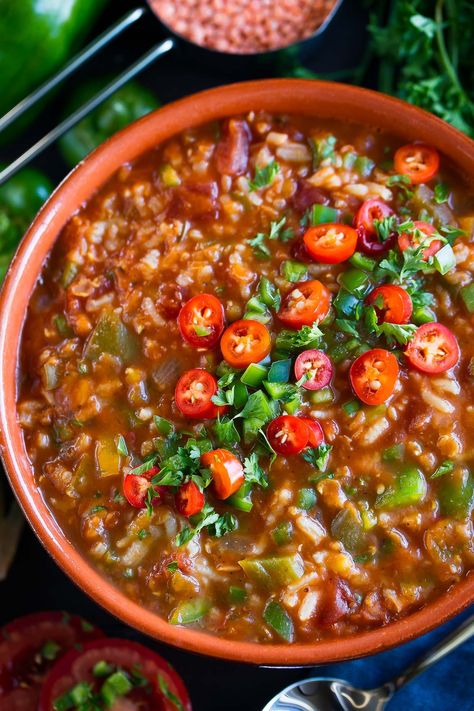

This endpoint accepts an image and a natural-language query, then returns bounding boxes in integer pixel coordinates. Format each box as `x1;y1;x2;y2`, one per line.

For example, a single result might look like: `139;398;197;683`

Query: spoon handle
382;613;474;695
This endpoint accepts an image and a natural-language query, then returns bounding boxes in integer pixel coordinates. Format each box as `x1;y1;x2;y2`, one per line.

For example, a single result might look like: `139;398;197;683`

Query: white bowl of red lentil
1;80;474;665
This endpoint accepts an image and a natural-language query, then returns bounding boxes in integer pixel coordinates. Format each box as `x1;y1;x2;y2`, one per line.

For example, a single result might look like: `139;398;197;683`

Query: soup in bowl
2;80;474;664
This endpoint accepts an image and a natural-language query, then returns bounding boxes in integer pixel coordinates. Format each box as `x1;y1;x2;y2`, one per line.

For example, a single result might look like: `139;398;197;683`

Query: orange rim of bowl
0;80;473;665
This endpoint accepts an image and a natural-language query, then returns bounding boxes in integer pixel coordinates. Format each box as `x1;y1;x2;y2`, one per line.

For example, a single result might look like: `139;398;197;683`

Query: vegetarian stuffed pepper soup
4;81;474;663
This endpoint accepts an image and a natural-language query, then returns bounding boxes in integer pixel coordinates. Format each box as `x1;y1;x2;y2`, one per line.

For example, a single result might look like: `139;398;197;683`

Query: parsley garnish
386;173;413;199
275;322;322;354
364;305;417;345
243;452;268;488
302;443;332;471
248;160;279;191
247;217;290;259
373;215;398;243
167;561;179;573
213;416;241;446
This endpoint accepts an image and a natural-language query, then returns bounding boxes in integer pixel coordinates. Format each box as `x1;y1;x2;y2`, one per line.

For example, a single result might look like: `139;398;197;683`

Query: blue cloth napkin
310;607;473;710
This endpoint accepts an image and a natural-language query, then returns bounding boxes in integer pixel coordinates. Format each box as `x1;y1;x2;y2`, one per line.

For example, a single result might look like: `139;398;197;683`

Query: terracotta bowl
1;80;473;666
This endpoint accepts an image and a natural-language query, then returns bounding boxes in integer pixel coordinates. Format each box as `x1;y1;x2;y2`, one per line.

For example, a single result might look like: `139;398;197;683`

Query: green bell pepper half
59;79;160;167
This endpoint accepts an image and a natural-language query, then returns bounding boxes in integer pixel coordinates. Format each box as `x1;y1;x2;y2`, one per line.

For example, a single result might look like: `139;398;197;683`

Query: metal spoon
263;613;474;711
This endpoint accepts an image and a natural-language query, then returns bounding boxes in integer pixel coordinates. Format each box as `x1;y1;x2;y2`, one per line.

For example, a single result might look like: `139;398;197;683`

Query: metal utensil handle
0;37;175;186
382;613;474;696
0;7;146;133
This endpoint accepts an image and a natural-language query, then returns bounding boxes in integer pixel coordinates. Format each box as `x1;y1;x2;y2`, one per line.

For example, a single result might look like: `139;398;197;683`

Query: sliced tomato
277;280;331;329
398;220;442;260
394;143;440;184
178;293;225;349
300;417;324;448
201;448;244;499
354;199;396;255
303;223;357;264
39;638;191;711
175;368;223;419
405;322;459;374
124;465;163;509
294;349;333;390
267;415;310;455
366;285;413;324
220;319;271;368
0;612;103;709
175;481;205;517
349;348;399;405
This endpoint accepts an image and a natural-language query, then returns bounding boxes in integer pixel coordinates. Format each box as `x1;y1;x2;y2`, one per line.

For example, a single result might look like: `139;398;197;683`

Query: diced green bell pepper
349;251;377;272
84;310;138;362
267;359;292;383
241;363;268;387
333;289;361;319
228;482;253;512
338;268;372;298
330;506;366;554
169;598;211;625
460;283;474;314
263;600;294;642
272;521;294;546
239;554;304;588
309;204;338;225
438;469;474;519
375;465;427;509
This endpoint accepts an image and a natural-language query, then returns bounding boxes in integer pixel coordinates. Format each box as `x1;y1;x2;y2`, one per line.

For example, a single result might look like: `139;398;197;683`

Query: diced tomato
354;199;396;255
300;417;324;448
175;481;205;517
201;449;244;499
303;223;358;264
394;143;440;184
405;322;459;374
349;348;399;405
267;415;310;455
175;368;224;419
178;293;225;349
294;349;333;390
398;220;442;260
366;284;413;324
0;612;103;709
220;319;271;368
38;638;191;711
277;280;330;329
123;465;162;509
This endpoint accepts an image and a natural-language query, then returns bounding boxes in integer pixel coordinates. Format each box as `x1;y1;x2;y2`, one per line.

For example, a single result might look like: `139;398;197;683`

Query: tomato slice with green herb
277;280;330;329
303;223;358;264
175;368;223;419
354;199;396;255
398;220;442;260
175;480;205;517
349;348;399;405
294;349;333;390
178;293;225;348
405;322;459;374
220;319;271;368
0;612;103;711
394;143;440;184
123;466;163;509
38;638;191;711
300;417;324;448
366;285;413;324
267;415;310;455
201;448;244;499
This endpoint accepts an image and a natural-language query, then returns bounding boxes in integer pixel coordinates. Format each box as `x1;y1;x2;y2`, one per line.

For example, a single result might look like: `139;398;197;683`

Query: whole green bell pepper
0;167;53;281
0;0;108;117
59;80;160;167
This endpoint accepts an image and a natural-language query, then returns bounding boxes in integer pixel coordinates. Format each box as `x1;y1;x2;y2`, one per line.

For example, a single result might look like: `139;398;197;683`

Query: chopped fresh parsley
213;416;241;446
175;503;220;547
364;305;417;345
275;322;322;354
208;512;238;538
243;452;268;488
302;443;333;471
248;160;279;191
247;232;271;260
373;214;398;243
167;561;179;573
386;173;414;199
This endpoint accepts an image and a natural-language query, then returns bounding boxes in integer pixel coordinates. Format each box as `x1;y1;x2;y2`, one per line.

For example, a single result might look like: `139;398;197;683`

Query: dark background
1;1;472;709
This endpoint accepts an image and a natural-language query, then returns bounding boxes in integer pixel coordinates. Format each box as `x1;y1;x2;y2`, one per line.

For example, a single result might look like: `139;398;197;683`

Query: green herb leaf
249;160;279;191
213;416;241;446
434;183;449;204
275;322;322;354
243;452;268;488
208;512;238;537
302;443;332;471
